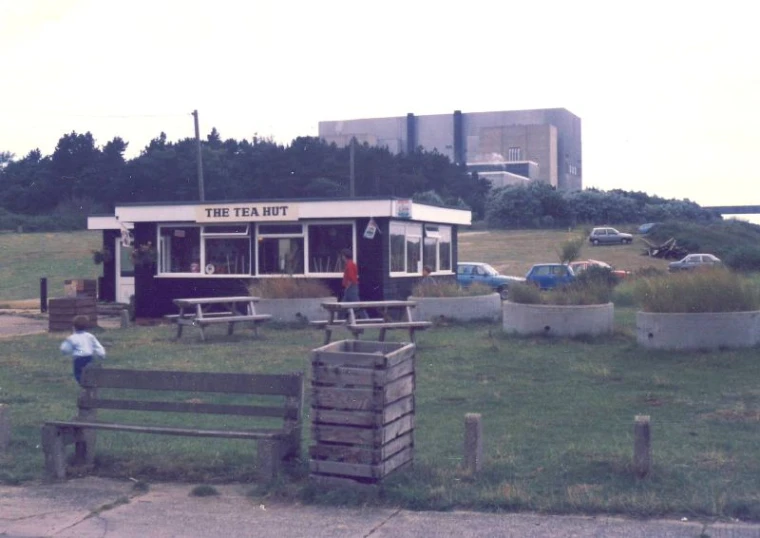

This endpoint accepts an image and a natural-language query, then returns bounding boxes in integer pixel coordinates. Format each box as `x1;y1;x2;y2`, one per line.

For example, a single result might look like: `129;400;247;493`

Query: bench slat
78;397;300;419
310;318;384;327
45;420;288;440
81;368;303;396
347;322;432;330
195;315;271;325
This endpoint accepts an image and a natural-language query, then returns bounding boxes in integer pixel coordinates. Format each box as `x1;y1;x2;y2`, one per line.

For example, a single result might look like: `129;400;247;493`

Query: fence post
463;413;483;474
40;277;48;313
633;415;651;478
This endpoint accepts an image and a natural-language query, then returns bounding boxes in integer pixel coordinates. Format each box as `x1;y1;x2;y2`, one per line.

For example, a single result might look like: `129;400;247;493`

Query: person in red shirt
341;248;360;302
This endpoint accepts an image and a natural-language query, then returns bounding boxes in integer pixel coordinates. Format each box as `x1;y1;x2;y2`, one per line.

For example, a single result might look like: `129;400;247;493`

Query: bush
556;237;585;264
410;281;494;298
634;269;760;313
723;245;760;271
510;276;612;306
611;279;637;307
248;278;333;299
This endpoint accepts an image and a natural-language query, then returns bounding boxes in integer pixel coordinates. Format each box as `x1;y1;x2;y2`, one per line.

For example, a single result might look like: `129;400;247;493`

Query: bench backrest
78;367;303;425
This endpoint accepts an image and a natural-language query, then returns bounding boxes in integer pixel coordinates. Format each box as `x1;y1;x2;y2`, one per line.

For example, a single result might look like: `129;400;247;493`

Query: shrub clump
248;278;333;299
634;268;760;313
411;281;494;297
509;277;612;306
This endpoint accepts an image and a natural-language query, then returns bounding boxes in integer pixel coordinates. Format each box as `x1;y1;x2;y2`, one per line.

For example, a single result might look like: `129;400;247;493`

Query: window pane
258;224;302;235
390;229;405;272
159;226;200;273
257;237;304;275
204;238;250;274
308;224;352;273
423;237;437;271
439;227;451;270
406;235;421;274
119;245;134;277
203;224;249;235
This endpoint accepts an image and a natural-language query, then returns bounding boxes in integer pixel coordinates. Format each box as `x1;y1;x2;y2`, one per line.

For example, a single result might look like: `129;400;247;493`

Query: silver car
588;227;633;245
668;253;722;272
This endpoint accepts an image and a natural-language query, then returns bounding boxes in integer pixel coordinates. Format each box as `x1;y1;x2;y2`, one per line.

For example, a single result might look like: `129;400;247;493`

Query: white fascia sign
196;203;299;223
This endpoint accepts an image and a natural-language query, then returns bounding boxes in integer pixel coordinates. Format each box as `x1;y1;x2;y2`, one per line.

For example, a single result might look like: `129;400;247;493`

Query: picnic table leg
227;322;235;336
176;322;183;339
197;324;206;342
323;328;332;345
379;328;387;341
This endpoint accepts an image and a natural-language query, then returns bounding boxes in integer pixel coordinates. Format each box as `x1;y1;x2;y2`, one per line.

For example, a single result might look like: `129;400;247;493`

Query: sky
2;0;759;212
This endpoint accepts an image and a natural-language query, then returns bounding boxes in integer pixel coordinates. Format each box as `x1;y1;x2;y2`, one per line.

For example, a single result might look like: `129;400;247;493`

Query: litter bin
309;339;415;485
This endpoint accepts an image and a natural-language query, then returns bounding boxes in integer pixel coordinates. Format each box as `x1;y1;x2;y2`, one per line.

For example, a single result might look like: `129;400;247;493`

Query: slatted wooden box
48;297;98;332
309;340;415;485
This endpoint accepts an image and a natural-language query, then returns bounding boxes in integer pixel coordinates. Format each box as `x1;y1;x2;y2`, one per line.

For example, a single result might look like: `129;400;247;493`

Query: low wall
636;310;760;350
256;297;337;324
409;293;502;322
502;301;614;337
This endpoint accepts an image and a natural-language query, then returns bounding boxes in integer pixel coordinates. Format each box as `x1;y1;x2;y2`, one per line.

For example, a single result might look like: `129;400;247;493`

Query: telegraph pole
349;137;356;197
192;110;205;201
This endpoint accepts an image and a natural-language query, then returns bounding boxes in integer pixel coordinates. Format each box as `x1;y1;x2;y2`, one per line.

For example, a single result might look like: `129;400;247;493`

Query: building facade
319;108;582;191
88;197;470;318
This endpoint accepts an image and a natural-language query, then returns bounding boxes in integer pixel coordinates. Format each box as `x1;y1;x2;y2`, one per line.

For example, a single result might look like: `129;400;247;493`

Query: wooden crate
48;297;98;332
309;340;415;484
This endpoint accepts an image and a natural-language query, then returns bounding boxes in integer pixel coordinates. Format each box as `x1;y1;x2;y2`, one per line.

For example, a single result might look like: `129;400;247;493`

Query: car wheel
499;288;509;300
592;239;600;246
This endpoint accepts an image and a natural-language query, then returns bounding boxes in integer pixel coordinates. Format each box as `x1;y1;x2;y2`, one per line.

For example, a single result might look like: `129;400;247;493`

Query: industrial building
319;108;582;191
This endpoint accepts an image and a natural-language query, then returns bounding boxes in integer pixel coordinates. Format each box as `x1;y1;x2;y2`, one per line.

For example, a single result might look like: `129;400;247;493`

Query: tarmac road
1;477;759;538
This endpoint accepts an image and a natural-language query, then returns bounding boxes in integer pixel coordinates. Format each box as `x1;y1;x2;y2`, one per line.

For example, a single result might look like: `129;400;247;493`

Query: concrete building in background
319;108;582;191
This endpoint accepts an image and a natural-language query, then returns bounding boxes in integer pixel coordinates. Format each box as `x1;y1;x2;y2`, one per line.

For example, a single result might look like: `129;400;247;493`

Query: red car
570;259;631;279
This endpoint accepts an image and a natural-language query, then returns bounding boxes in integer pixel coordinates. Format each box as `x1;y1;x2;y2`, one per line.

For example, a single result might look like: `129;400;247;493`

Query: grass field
0;228;758;522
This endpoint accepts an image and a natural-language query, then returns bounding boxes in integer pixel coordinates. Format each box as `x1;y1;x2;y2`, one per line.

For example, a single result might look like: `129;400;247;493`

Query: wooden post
120;309;130;328
463;413;483;474
0;404;10;451
633;415;651;478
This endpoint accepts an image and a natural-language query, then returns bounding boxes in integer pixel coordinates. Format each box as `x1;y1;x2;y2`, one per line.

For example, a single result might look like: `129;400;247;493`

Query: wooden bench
170;297;272;341
317;300;433;344
309;317;384;345
41;367;304;481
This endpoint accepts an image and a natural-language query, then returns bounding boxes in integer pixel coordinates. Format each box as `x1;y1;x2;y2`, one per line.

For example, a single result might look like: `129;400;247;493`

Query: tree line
0;129;719;231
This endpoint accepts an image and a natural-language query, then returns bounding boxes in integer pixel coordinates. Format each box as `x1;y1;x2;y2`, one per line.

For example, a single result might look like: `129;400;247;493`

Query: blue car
457;262;525;299
525;263;576;290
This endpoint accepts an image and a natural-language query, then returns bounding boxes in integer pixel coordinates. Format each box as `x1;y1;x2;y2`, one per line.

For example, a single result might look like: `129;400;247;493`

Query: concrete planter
636;310;760;350
256;297;337;324
502;301;614;337
409;293;502;322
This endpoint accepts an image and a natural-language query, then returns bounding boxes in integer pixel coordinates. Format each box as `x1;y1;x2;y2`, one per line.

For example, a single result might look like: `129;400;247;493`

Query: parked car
457;262;525;299
569;259;631;279
588;227;633;245
525;263;576;290
668;253;722;272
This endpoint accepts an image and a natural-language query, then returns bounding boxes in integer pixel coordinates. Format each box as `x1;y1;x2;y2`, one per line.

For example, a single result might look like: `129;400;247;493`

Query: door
115;238;135;304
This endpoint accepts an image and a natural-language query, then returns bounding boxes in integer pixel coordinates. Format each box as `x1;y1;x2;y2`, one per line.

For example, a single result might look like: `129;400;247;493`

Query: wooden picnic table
313;300;432;344
168;296;272;341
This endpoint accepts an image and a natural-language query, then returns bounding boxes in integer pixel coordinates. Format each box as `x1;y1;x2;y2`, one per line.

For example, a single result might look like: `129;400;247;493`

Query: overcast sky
2;0;759;210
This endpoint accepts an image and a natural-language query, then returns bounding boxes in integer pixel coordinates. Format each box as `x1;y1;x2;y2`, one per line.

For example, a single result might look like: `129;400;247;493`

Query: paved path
0;311;120;338
1;478;758;538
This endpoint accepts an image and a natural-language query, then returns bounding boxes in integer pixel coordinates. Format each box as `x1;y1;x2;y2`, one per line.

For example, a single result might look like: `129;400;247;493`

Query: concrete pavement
1;477;758;538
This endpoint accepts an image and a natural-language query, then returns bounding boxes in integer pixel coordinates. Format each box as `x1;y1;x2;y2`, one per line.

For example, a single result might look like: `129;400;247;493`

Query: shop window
307;223;353;273
390;221;422;275
422;224;452;273
202;225;250;275
158;226;201;274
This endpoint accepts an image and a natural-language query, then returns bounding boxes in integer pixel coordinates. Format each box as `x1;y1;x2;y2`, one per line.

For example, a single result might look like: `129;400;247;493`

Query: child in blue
60;315;106;384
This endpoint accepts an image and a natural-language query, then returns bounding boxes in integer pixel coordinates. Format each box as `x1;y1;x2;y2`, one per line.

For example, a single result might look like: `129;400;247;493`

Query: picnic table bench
312;300;432;344
167;296;272;341
41;366;304;481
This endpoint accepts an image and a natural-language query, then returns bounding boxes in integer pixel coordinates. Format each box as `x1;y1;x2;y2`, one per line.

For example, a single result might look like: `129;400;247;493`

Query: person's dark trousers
342;284;369;319
73;355;93;385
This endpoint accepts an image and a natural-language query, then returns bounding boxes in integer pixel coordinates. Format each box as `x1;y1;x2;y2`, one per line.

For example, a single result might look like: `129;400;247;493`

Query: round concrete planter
256;297;337;324
409;293;502;322
502;301;614;337
636;310;760;350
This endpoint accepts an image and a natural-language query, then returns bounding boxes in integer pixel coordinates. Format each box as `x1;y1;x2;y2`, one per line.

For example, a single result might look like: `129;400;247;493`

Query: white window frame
390;220;423;276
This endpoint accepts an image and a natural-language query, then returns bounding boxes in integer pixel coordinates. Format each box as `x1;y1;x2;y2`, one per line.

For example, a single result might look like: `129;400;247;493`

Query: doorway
115;238;135;304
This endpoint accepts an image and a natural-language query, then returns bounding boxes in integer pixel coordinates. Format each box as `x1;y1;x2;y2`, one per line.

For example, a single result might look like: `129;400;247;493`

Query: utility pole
349;137;356;198
192;110;205;201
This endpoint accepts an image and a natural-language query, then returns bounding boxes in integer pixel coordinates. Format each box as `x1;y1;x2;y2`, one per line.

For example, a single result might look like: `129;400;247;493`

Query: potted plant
248;278;337;324
409;281;502;322
503;270;615;337
131;242;157;267
634;268;760;349
91;247;113;265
